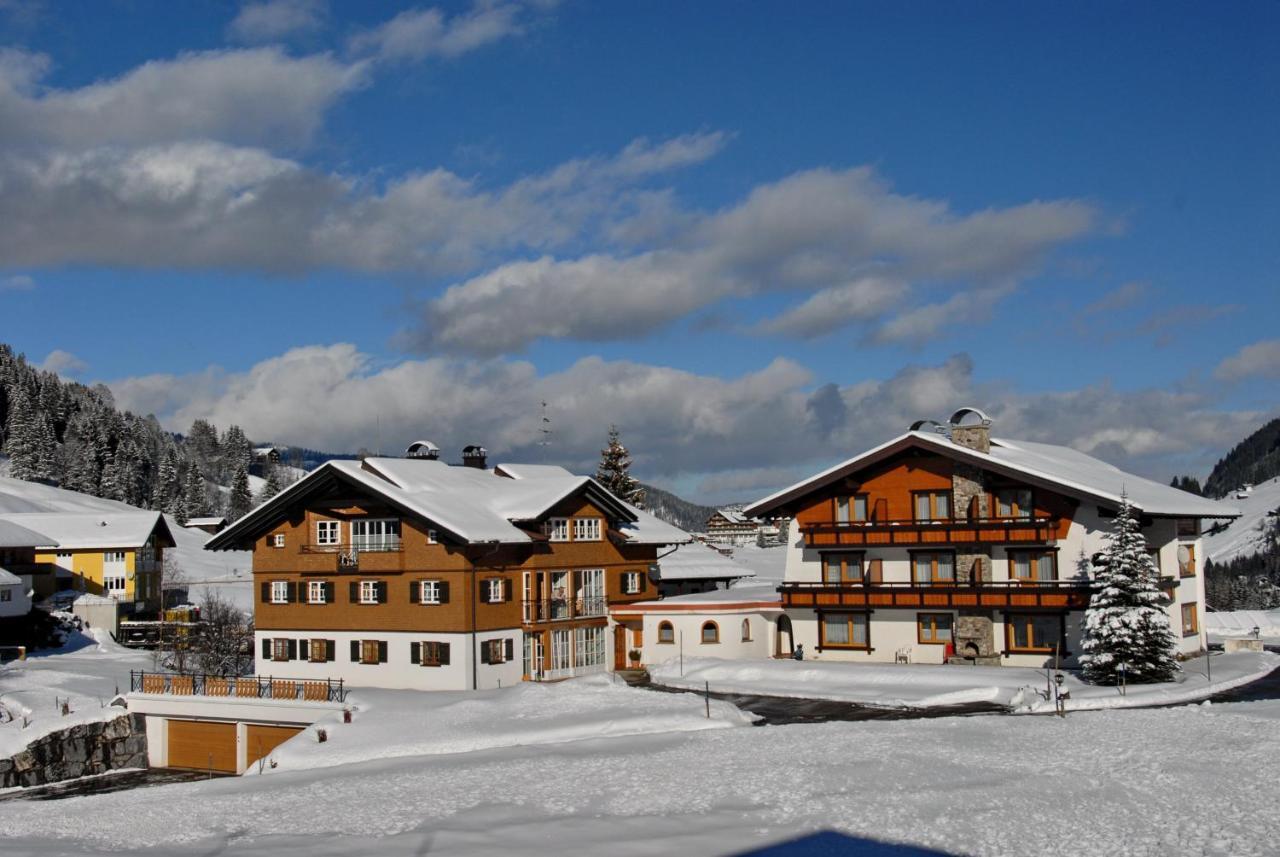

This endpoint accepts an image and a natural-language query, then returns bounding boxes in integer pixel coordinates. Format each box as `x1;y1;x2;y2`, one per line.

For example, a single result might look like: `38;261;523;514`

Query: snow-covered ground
1;684;1278;855
650;651;1280;713
0;628;150;757
1203;474;1280;563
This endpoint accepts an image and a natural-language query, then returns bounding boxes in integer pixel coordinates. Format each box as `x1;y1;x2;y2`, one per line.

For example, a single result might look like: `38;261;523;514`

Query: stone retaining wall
0;713;147;789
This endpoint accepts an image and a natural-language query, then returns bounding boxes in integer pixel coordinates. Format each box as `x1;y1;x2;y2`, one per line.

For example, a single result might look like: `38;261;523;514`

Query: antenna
538;401;552;462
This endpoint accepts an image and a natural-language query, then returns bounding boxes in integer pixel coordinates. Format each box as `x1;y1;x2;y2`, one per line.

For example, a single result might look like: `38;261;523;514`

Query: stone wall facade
0;713;147;789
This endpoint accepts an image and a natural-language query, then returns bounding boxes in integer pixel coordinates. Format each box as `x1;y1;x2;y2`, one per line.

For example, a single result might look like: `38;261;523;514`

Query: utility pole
538;401;552;462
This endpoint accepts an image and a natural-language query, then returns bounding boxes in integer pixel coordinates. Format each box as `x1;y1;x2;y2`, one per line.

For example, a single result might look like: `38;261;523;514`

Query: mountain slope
1203;475;1280;564
1205;417;1280;499
640;484;717;533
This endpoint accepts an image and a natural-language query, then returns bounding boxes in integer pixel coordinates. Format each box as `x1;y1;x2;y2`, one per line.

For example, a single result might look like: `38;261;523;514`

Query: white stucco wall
254;629;523;691
0;582;30;617
638;610;779;668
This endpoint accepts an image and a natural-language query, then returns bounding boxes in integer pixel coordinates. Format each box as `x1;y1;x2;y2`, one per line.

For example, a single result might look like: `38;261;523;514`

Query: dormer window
573;518;602;541
351;519;400;552
544;518;569;542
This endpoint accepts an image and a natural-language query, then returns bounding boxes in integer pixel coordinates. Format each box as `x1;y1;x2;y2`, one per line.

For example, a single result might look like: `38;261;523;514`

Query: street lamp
1053;671;1068;717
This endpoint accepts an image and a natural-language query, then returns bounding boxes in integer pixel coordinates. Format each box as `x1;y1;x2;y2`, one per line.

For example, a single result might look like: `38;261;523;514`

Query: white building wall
254;628;522;691
639;610;778;667
0;582;30;617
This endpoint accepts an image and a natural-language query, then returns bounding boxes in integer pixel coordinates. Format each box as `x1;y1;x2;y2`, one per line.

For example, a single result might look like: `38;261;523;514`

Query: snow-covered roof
208;457;690;549
709;508;752;525
0;511;172;550
184;517;226;527
0;517;57;548
612;584;782;612
0;567;22;585
656;542;757;581
746;430;1241;520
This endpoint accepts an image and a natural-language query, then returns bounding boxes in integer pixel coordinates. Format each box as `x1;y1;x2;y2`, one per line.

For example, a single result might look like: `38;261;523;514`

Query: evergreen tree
219;425;251;483
227;463;253;521
181;464;208;520
1080;493;1178;685
255;465;286;507
595;425;646;508
155;446;181;514
185;419;221;479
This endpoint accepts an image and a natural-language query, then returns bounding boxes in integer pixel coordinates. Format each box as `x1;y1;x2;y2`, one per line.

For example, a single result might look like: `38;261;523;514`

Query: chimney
462;444;488;469
404;440;440;460
948;407;991;454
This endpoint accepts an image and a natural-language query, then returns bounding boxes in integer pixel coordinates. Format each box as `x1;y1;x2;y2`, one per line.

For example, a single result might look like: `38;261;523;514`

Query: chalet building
184;516;227;535
0;518;56;620
653;541;756;596
738;408;1239;668
611;585;783;668
704;508;760;546
206;444;689;691
0;511;172;614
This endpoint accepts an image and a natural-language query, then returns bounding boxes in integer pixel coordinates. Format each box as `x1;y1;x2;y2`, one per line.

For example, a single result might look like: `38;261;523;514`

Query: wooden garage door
246;724;303;769
167;719;237;773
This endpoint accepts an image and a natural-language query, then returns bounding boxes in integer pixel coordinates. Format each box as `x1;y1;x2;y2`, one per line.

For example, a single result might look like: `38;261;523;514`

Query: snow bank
1205;609;1280;643
263;673;756;774
650;651;1280;714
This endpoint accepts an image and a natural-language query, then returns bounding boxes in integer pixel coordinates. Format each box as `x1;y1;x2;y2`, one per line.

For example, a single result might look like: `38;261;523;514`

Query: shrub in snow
1080;493;1177;685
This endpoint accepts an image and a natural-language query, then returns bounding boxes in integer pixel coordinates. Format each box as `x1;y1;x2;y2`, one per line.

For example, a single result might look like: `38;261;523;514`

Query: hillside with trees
0;343;291;523
1204;417;1280;498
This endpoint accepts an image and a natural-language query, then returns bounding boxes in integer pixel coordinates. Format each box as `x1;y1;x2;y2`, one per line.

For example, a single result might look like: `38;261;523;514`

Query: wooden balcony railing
522;596;608;624
801;516;1060;548
781;578;1091;610
129;670;346;702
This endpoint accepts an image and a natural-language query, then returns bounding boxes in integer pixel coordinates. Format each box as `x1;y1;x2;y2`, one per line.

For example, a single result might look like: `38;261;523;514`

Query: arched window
701;621;719;644
658;621;674;644
741;618;752;642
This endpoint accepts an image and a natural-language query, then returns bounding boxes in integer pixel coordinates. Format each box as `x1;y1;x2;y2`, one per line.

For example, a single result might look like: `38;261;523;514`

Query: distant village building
0;518;55;620
184;516;227;535
250;446;285;477
206;444;690;691
704;507;760;546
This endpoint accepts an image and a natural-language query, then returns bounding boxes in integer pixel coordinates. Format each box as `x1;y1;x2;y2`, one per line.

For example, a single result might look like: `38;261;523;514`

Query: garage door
245;724;303;769
167;719;237;773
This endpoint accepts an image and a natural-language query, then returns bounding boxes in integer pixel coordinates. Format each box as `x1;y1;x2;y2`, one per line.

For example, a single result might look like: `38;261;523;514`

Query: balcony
780;579;1091;610
522;596;608;624
801;516;1061;548
298;542;403;571
129;670;347;702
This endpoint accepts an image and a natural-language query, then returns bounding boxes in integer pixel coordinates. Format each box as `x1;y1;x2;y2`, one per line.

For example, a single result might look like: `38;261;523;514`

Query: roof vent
909;419;949;435
405;440;441;460
948;407;992;453
462;444;488;469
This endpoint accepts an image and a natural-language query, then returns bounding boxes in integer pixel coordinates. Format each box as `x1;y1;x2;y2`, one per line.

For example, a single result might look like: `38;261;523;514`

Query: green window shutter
410;641;421;664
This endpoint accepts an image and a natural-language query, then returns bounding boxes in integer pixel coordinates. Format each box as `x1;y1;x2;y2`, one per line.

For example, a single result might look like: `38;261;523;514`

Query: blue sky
0;1;1276;502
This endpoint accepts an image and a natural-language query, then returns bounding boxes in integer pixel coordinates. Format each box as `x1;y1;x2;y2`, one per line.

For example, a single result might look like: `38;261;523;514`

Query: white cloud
416;168;1096;354
347;2;527;64
0;47;364;151
228;0;327;44
39;349;87;376
1214;339;1280;382
105;344;1260;504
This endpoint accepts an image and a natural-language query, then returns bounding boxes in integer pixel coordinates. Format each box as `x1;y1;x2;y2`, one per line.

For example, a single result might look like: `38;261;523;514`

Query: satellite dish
1177;545;1191;569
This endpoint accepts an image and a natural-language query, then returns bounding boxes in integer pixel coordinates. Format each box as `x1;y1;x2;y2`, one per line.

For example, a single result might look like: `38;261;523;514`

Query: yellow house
0;512;175;614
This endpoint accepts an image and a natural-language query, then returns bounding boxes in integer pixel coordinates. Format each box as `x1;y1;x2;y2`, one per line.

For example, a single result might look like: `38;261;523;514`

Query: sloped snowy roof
710;508;752;525
656;542;757;581
747;430;1241;520
0;517;57;548
184;517;226;527
613;583;781;612
0;511;171;549
0;567;22;585
209;457;690;549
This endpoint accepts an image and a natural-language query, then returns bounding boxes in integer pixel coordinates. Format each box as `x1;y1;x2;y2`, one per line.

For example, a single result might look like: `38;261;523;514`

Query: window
1177;544;1196;578
544;518;569;542
912;552;955;583
1006;614;1062;653
351;519;400;552
420;580;442;604
994;488;1033;520
359;580;380;605
0;590;10;603
741;619;752;642
658;621;674;643
427;529;438;545
820;612;869;649
308;639;333;663
484;578;506;604
551;629;571;671
835;495;869;524
1181;604;1199;636
918;613;953;644
104;574;127;596
573;518;602;541
270;534;285;549
316;520;340;546
821;553;864;584
272;639;291;662
483;638;508;664
357;640;385;665
575;626;605;667
576;569;604;616
307;581;328;604
1009;550;1056;582
1176;519;1199;538
271;581;290;604
623;571;642;594
701;621;719;644
1147;549;1162;573
414;641;451;667
103;551;126;566
913;491;952;521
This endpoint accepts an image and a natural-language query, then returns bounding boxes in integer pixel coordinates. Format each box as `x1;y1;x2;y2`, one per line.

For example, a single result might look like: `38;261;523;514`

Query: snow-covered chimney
948;407;991;454
462;444;488;469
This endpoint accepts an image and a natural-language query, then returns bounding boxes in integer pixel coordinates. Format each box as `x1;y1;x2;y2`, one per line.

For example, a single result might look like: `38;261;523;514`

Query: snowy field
651;652;1280;713
1;684;1278;856
1202;475;1280;563
1205;609;1280;645
716;543;787;585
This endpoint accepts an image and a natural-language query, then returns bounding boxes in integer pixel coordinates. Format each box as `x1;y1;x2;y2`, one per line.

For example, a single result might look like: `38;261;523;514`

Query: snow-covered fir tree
180;464;208;521
255;465;286;507
1079;493;1177;684
595;425;645;508
227;463;253;521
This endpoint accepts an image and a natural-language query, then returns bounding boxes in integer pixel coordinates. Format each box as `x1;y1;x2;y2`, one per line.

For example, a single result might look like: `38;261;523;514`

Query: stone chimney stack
461;444;488;469
948;407;991;454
